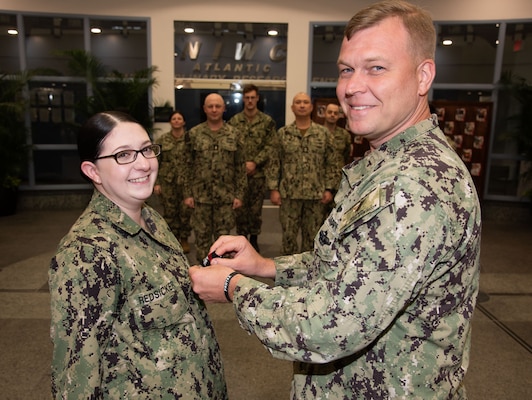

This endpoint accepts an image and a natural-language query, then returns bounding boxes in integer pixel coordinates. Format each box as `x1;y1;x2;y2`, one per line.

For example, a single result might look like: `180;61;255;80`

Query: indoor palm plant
61;49;158;133
0;72;29;215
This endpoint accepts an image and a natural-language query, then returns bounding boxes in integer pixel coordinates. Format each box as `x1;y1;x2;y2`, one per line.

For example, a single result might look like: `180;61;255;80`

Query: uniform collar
378;115;439;154
90;190;152;236
343;116;439;187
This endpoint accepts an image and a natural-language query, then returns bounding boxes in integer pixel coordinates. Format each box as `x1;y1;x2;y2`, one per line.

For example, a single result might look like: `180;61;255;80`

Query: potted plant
60;49;159;133
0;72;29;216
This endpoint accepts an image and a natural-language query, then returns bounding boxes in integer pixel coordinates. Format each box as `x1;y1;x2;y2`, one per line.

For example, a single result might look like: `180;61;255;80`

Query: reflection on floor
0;199;530;399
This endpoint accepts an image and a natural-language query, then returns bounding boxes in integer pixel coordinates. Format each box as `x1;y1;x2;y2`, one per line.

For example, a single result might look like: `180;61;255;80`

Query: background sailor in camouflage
323;103;352;172
267;92;338;255
189;1;481;399
228;84;276;252
153;110;192;253
50;111;227;399
322;102;353;217
184;93;247;262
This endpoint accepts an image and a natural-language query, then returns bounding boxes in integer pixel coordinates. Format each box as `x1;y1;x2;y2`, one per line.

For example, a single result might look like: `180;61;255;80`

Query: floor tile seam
0;288;49;293
0;255;55;270
480;272;532;277
485;292;532;296
476;303;532;354
0;317;51;322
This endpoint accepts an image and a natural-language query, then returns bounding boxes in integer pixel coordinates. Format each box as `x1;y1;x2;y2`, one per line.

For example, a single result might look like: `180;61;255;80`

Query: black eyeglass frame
93;144;161;165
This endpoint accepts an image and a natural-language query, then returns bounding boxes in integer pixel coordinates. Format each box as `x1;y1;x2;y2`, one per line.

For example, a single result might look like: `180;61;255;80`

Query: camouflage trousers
192;202;235;262
279;198;325;255
159;183;192;241
235;176;266;236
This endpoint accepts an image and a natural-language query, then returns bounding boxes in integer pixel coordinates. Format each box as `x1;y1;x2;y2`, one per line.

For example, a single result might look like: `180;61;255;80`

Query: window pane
34;149;85;185
311;24;344;83
491;89;521;156
435;23;499;84
29;80;86;144
502;22;532;82
90;19;148;74
310;87;338;100
0;13;20;73
487;159;531;197
432;89;493;103
24;16;84;75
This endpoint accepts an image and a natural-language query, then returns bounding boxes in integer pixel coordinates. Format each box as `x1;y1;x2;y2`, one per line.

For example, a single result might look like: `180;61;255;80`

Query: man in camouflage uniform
322;102;353;217
189;1;481;399
228;84;276;252
267;92;337;255
153;111;192;252
323;103;352;172
184;93;247;262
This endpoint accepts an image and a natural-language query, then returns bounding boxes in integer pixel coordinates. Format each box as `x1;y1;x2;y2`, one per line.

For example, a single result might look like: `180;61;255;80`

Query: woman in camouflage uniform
153;111;192;253
49;111;227;399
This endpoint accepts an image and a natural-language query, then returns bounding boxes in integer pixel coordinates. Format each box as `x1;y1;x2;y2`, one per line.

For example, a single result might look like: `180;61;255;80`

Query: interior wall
2;0;532;121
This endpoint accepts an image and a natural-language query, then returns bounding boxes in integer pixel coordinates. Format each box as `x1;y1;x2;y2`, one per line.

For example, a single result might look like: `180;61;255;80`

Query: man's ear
417;59;436;96
81;161;101;184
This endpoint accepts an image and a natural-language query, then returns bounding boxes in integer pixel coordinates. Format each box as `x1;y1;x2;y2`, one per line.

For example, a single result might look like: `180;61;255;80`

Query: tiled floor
0;199;530;399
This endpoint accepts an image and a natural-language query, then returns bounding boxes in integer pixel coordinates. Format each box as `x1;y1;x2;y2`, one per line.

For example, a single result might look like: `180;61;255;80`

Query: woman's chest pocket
132;281;191;330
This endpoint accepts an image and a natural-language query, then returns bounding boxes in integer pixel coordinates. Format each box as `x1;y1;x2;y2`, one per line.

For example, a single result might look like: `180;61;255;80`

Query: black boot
249;234;260;253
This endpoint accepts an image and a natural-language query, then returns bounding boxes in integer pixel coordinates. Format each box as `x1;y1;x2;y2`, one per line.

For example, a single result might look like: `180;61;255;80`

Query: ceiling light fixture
268;29;279;36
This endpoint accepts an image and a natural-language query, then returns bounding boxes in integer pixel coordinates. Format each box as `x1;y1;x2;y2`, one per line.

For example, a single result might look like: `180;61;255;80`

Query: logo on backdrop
175;36;287;80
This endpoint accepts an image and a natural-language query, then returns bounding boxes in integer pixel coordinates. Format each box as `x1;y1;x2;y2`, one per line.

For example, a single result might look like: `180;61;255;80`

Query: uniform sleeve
265;128;281;191
231;178;456;364
343;130;352;165
154;135;165;186
234;132;248;201
253;117;277;167
182;130;195;199
325;131;341;190
49;241;122;399
272;251;314;287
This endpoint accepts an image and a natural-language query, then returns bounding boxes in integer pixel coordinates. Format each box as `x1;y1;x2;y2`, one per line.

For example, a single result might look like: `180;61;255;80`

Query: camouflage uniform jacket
330;126;352;170
267;121;338;199
228;110;276;179
232;117;481;399
184;122;247;204
155;130;188;187
49;191;227;399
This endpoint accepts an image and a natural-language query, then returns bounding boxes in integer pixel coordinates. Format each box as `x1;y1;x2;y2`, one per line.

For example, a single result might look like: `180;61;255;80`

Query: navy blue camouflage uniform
49;191;227;399
232;117;481;399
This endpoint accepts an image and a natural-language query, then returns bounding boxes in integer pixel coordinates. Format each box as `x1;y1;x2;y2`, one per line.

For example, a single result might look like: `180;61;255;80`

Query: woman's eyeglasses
94;144;161;165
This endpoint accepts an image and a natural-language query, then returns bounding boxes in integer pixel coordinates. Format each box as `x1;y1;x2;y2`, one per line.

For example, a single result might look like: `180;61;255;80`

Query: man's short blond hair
343;0;436;63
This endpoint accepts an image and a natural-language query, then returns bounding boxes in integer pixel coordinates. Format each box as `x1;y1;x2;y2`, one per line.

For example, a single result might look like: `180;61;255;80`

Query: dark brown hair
243;84;259;95
169;110;185;123
77;111;140;180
